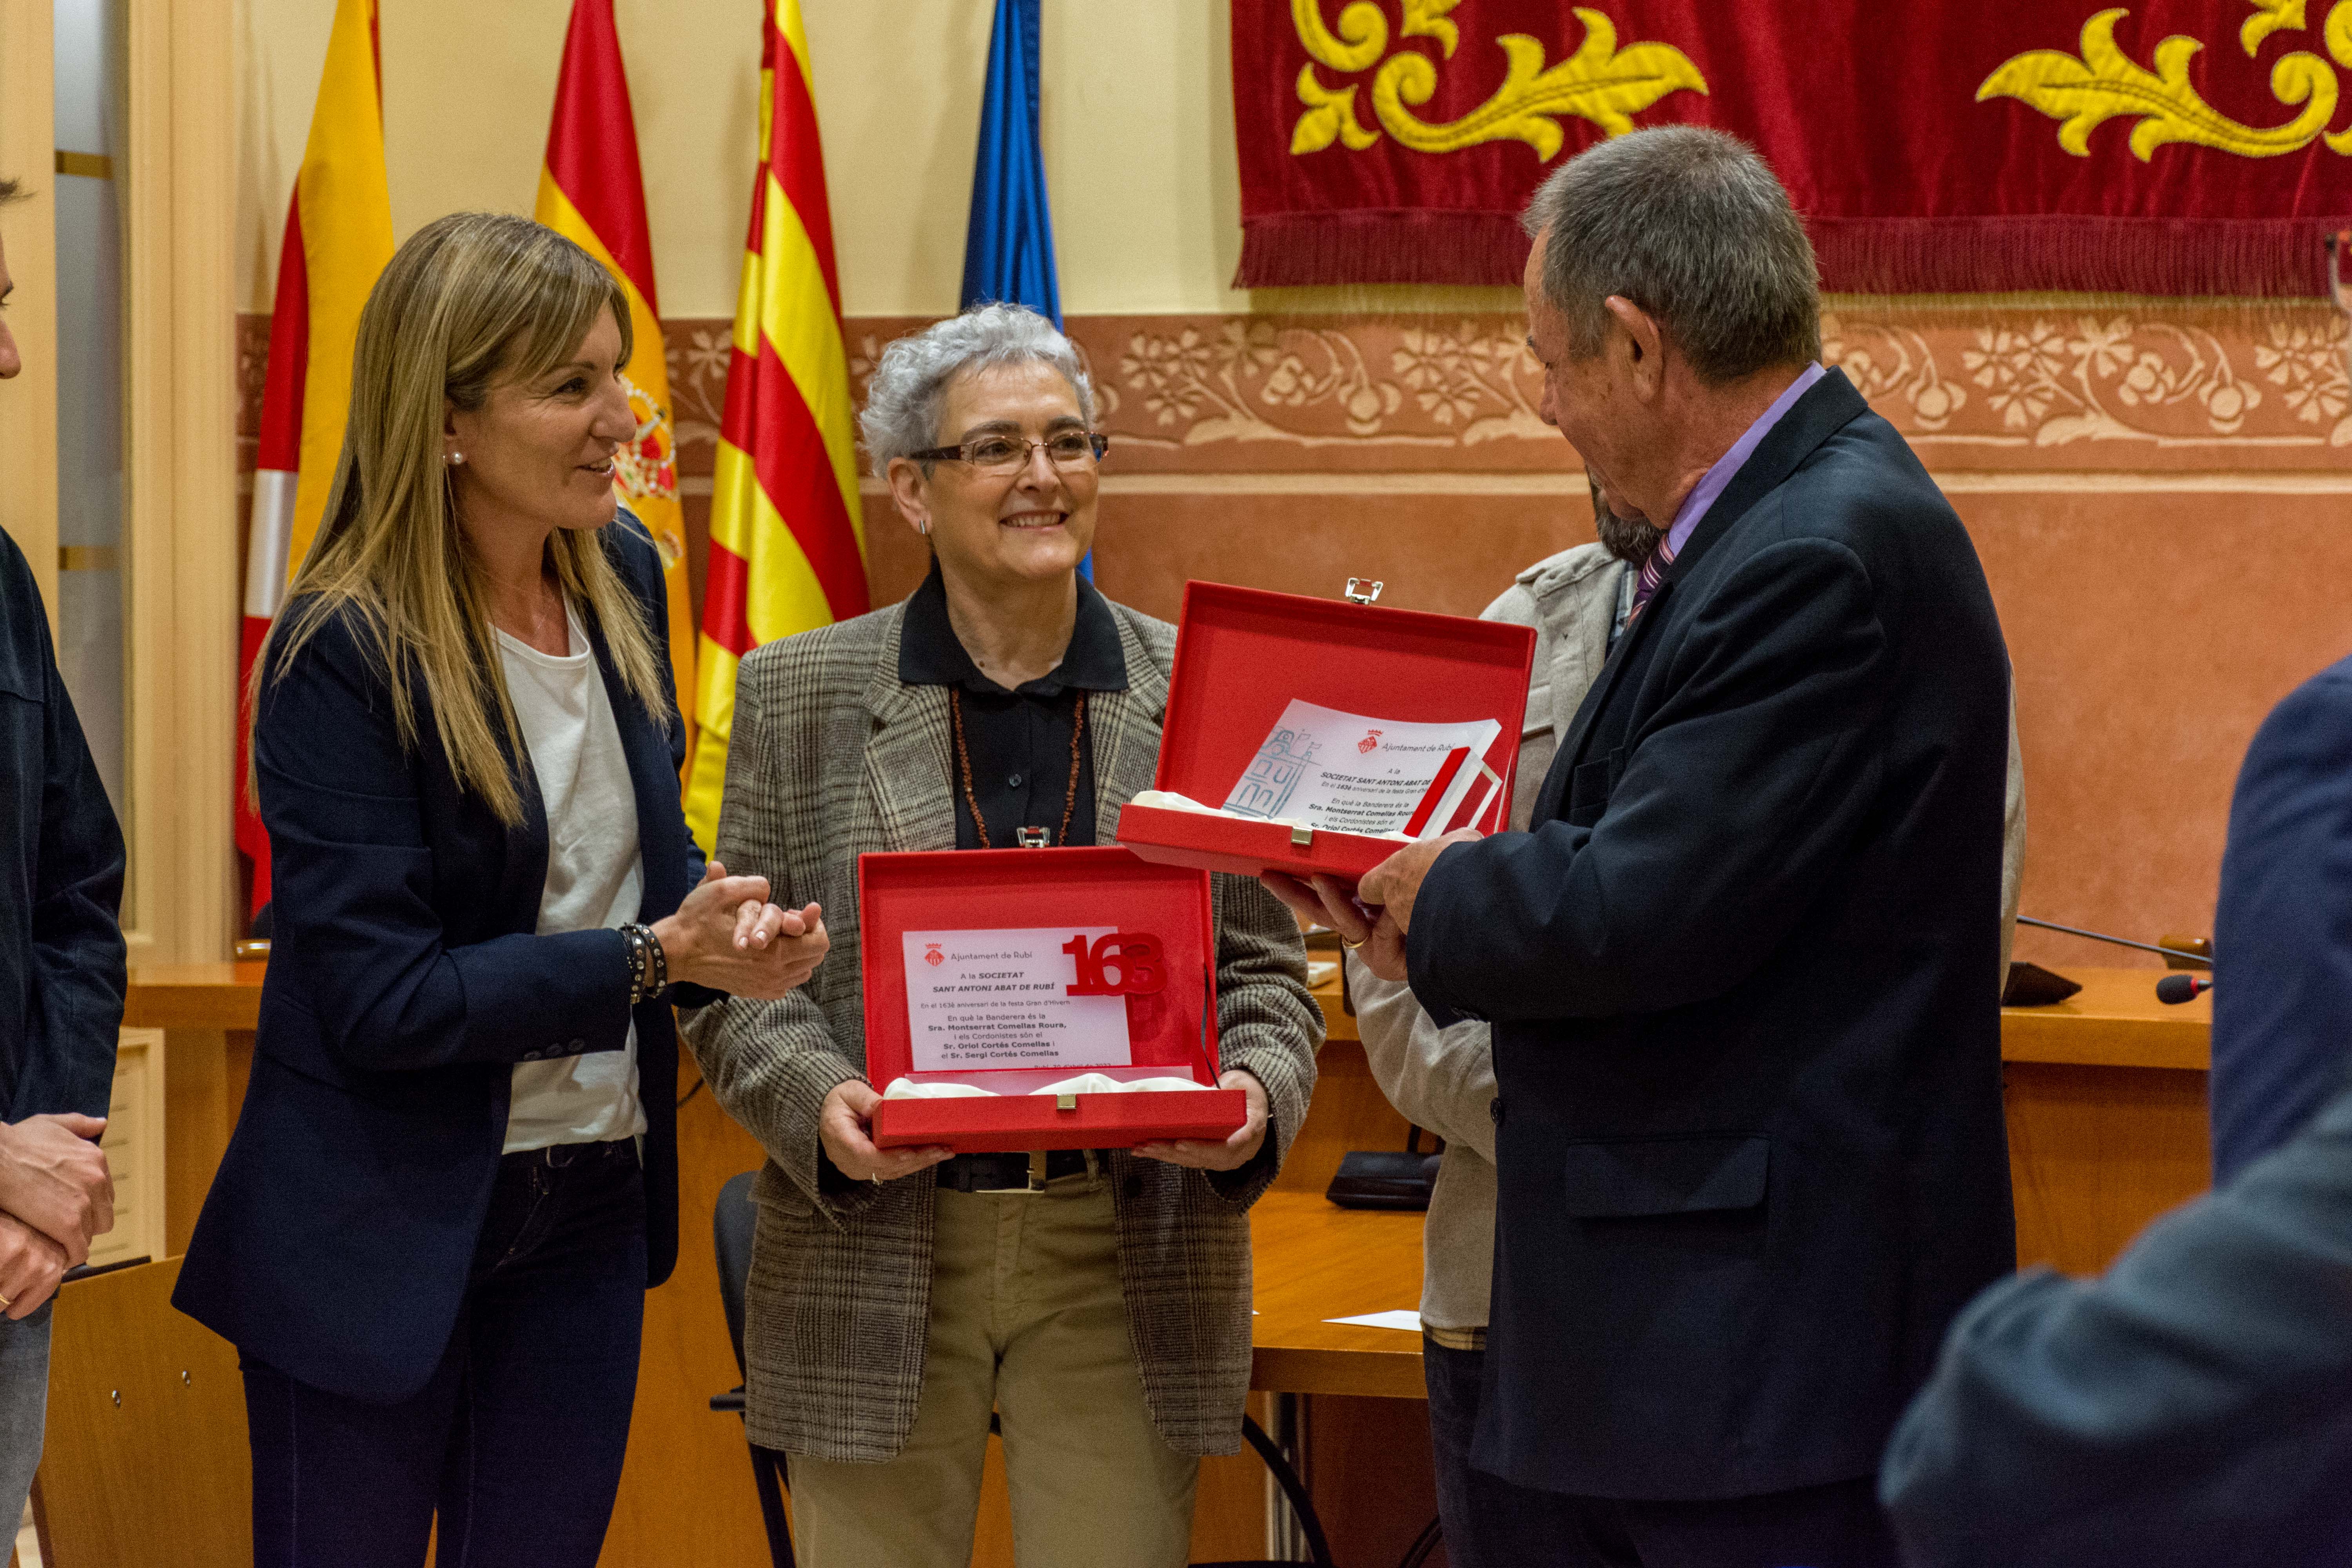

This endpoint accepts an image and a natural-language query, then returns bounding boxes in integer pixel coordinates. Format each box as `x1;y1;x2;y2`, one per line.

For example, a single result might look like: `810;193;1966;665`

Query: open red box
1114;581;1539;887
861;846;1245;1152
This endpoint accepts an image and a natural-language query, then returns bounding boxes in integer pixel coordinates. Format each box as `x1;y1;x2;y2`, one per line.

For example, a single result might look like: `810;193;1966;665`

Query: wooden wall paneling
1303;1395;1445;1568
2005;1062;2212;1277
95;1029;168;1270
122;0;236;964
159;1028;236;1258
1193;1397;1281;1563
0;0;58;617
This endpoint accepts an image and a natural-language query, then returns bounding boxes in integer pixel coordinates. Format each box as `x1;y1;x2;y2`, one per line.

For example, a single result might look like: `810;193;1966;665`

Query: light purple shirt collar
1661;361;1827;559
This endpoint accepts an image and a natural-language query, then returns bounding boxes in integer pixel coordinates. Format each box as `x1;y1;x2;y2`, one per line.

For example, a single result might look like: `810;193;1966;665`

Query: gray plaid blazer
681;594;1321;1462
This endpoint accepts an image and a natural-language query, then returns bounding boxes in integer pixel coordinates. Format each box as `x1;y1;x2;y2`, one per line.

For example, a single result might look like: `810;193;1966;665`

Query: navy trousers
242;1139;647;1568
1423;1332;1898;1568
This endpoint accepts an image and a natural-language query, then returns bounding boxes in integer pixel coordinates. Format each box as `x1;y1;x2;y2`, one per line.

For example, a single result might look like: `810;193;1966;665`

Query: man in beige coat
1349;486;2026;1568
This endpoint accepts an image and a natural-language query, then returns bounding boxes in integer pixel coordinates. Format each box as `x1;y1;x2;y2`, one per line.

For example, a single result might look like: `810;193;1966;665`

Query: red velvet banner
1235;1;2352;294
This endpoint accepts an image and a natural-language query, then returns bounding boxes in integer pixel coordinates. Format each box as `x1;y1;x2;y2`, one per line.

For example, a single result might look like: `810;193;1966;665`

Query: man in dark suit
1275;127;2015;1564
2207;652;2352;1184
0;178;126;1524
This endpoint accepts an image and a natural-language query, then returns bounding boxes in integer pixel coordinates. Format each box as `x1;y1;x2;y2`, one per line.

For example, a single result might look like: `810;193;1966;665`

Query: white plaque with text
902;926;1134;1073
1221;700;1502;838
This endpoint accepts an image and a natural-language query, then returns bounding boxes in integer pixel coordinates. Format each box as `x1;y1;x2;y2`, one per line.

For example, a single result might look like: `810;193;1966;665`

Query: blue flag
962;0;1060;326
962;0;1088;577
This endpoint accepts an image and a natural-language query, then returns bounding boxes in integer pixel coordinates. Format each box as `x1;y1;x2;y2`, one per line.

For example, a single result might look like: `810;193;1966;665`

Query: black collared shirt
897;566;1129;851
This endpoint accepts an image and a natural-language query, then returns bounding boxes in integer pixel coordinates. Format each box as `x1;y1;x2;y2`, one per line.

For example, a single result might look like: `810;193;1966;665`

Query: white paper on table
902;927;1132;1073
1221;701;1501;839
1323;1309;1424;1332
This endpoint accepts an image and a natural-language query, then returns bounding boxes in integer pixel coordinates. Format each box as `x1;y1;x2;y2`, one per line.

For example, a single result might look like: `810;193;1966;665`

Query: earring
915;519;930;535
445;450;465;467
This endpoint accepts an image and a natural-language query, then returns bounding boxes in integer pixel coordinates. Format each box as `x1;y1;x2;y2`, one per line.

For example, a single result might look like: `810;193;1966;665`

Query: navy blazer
2209;654;2352;1184
1407;370;2016;1499
1882;1079;2352;1567
174;516;703;1404
0;527;125;1121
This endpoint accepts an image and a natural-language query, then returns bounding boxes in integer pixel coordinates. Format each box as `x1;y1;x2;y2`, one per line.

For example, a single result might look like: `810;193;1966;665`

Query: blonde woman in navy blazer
174;214;828;1568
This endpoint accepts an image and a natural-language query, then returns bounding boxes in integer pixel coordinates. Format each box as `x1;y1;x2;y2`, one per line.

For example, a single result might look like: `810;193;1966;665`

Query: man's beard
1594;495;1664;566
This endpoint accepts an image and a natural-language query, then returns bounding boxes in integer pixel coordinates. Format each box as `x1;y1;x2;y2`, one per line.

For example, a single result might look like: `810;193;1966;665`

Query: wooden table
1249;1193;1426;1398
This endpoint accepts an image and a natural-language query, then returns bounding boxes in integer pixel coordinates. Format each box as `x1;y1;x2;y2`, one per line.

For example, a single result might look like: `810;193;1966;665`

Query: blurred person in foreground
1883;1069;2352;1566
0;173;125;1524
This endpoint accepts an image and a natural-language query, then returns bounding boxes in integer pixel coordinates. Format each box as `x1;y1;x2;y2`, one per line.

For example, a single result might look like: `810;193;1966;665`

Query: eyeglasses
909;430;1110;474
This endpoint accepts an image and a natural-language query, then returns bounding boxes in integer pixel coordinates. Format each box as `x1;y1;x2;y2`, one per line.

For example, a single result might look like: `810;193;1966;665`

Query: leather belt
936;1149;1095;1194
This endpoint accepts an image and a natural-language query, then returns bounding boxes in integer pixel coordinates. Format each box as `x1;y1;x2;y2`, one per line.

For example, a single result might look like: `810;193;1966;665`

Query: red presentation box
860;846;1246;1153
1115;581;1539;888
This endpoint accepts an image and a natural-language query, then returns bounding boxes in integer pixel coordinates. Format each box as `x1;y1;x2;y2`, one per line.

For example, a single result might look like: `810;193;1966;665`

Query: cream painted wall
234;0;1289;319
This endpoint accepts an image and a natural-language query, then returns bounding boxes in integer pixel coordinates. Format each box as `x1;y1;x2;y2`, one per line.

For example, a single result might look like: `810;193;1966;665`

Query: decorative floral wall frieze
236;305;2352;483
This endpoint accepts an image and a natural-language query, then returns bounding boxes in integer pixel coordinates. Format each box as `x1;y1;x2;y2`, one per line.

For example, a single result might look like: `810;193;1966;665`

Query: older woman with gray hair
682;302;1320;1568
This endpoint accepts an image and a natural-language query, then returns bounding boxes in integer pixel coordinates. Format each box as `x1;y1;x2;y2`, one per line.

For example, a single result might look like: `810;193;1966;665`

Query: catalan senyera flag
238;0;393;919
536;0;697;771
681;0;867;851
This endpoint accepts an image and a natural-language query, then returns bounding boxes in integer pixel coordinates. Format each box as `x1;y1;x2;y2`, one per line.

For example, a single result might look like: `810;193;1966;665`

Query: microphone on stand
2015;916;2212;966
2014;917;2213;1007
2156;974;2212;1006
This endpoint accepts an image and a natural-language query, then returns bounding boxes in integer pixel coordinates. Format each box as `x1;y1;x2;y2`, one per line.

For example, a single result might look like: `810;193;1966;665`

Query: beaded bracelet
620;922;669;1007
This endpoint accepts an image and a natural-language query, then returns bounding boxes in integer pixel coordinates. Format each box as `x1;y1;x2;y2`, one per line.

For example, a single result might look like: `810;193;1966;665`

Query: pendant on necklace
1016;827;1051;848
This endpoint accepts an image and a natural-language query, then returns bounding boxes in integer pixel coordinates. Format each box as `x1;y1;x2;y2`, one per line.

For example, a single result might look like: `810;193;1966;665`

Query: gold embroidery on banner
2242;0;2308;55
1287;3;1706;159
1978;6;2341;160
1400;0;1462;58
1292;65;1382;154
1294;0;1388;73
1371;10;1709;157
2325;2;2352;150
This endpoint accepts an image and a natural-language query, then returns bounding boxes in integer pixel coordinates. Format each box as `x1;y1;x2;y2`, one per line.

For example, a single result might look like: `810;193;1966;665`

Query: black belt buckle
989;1151;1051;1195
941;1150;1093;1194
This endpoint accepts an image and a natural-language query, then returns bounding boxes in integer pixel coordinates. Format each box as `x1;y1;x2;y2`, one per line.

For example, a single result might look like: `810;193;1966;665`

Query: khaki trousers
786;1170;1199;1568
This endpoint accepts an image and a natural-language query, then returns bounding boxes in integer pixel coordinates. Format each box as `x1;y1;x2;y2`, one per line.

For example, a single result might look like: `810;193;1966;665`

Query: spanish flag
535;0;697;768
238;0;393;918
681;0;867;851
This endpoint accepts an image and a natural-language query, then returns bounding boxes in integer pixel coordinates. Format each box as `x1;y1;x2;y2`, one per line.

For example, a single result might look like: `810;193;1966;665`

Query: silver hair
857;302;1096;475
1521;126;1820;385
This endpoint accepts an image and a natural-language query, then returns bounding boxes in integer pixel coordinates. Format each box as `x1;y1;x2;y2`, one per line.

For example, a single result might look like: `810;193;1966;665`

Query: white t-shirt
496;601;648;1152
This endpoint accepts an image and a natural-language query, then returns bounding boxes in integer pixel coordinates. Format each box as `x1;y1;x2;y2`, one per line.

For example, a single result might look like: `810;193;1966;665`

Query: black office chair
711;1171;796;1567
711;1171;1345;1568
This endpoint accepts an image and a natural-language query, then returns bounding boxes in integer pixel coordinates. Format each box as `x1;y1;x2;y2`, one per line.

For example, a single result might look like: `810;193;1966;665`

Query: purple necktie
1626;534;1677;624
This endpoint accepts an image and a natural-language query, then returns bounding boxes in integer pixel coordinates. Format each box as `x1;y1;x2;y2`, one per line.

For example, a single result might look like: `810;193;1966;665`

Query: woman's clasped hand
652;860;829;1000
